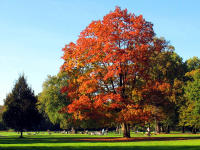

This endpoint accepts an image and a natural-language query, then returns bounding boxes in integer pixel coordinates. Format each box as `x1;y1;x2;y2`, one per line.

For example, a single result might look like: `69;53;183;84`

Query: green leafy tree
0;105;6;130
162;52;186;133
148;49;186;133
38;73;75;130
2;75;41;138
179;69;200;133
0;105;3;123
186;56;200;72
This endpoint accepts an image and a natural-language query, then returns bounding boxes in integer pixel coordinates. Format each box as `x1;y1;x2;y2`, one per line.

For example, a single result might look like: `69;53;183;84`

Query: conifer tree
3;74;41;138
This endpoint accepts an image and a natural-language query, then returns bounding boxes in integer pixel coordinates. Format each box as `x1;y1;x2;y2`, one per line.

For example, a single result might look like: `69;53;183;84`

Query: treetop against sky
0;0;200;105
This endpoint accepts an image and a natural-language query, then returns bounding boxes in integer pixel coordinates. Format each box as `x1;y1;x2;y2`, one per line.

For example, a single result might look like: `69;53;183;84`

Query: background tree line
1;7;200;138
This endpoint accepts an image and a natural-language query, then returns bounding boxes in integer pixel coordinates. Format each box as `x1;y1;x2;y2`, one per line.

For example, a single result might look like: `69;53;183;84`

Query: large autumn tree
61;7;171;138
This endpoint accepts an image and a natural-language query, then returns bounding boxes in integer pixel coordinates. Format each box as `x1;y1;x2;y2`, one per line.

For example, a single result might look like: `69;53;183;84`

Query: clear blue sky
0;0;200;105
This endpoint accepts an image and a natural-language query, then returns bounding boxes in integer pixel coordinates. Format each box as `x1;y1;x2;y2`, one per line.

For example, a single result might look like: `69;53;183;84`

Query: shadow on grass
0;146;200;150
1;136;200;144
75;136;200;142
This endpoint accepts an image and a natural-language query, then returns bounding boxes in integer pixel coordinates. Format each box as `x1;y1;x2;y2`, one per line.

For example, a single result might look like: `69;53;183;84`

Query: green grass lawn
0;131;200;150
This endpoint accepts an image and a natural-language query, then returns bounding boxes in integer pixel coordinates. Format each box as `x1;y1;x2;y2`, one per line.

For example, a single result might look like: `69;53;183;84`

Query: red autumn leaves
60;7;170;128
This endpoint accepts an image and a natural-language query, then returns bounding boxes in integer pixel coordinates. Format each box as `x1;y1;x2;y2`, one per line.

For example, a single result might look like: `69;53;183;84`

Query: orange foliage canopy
61;7;169;126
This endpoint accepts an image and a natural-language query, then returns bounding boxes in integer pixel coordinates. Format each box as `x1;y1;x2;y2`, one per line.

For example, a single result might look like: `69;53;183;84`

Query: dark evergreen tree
2;74;41;138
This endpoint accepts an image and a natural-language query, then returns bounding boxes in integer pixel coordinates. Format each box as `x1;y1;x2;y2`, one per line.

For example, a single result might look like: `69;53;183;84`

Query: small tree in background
38;73;75;131
186;56;200;72
3;74;41;138
179;69;200;133
0;105;6;130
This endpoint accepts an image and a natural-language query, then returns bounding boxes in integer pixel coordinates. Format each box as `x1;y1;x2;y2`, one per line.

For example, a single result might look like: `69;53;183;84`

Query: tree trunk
147;123;151;136
182;126;185;133
122;123;130;138
168;126;170;133
160;125;164;133
19;131;23;138
192;127;197;134
155;120;161;134
116;126;120;134
165;125;170;134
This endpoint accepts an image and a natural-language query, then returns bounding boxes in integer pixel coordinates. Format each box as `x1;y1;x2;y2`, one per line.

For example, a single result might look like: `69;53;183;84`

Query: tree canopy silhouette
3;74;41;138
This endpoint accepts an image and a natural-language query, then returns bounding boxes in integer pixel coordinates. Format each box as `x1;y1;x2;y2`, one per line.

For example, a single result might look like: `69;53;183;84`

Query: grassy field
0;131;200;150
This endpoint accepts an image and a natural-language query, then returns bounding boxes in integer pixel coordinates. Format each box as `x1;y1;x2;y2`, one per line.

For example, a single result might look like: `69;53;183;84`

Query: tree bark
122;123;130;138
